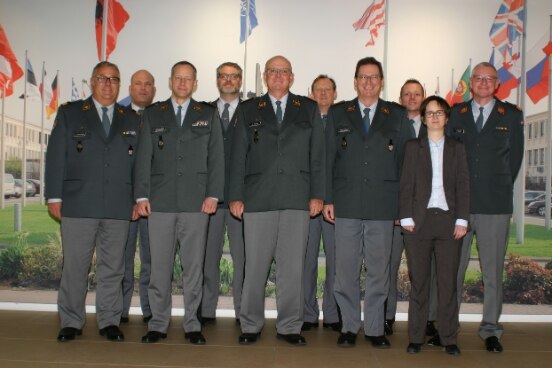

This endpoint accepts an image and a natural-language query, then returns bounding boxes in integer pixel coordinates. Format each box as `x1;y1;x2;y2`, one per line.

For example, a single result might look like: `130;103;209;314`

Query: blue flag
240;0;258;43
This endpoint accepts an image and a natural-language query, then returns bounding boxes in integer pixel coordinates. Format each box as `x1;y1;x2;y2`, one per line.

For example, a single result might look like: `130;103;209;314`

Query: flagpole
545;15;552;229
0;85;5;209
382;0;389;100
101;0;109;61
243;0;249;98
22;50;28;208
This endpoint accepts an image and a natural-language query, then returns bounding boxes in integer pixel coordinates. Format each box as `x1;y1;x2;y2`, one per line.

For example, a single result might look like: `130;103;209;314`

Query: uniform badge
346;104;355;112
341;136;347;150
253;129;259;143
248;121;262;128
128;145;134;156
160;103;169;111
158;136;164;149
117;107;125;115
381;107;390;114
192;120;209;127
337;127;350;134
388;139;394;151
76;141;83;152
495;126;509;132
82;103;91;111
460;106;468;114
122;130;137;136
497;106;505;115
153;127;168;134
292;99;301;107
192;104;202;111
257;100;267;109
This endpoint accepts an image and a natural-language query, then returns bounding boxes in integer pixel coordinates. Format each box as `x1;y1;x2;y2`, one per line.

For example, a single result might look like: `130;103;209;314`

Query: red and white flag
95;0;130;61
353;0;386;47
0;25;23;97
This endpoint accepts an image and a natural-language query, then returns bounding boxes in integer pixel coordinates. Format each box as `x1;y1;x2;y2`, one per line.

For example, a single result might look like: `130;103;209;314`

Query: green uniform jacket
326;98;413;220
228;93;325;212
446;99;524;214
133;98;224;212
45;98;140;220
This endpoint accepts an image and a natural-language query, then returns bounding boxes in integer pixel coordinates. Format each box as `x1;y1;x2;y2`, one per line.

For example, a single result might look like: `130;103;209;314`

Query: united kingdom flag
489;0;525;66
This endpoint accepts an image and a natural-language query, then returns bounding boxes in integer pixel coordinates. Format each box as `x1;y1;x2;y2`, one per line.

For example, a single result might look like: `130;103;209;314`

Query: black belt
426;207;450;215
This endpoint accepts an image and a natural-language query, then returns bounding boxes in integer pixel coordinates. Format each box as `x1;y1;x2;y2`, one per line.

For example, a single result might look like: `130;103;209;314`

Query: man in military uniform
46;61;140;342
323;57;413;348
134;61;224;345
447;62;524;353
200;62;244;325
229;55;325;346
302;74;341;332
121;69;156;324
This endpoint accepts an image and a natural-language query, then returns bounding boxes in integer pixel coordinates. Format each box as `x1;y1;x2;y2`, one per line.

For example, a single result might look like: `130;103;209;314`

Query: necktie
176;105;182;127
101;107;110;136
321;114;328;130
275;101;283;125
362;107;371;135
410;119;416;137
221;103;230;130
138;109;144;115
475;106;484;133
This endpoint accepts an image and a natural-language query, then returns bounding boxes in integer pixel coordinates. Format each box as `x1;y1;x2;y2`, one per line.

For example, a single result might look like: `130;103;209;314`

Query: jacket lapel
281;93;300;130
257;94;279;134
82;97;108;142
345;98;365;140
419;137;432;202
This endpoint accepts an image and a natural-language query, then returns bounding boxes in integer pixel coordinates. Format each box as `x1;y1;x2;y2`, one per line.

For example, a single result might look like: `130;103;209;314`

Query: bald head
129;69;156;108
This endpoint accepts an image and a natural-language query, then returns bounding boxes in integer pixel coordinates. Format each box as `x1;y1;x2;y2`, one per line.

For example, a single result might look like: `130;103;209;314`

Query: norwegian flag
353;0;386;47
489;0;525;66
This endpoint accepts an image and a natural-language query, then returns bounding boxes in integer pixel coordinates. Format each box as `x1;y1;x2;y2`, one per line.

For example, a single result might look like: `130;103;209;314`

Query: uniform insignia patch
388;139;394;151
495;126;509;132
381;107;390;114
460;106;468;114
122;130;137;136
192;104;201;111
292;99;301;107
248;121;262;128
337;128;350;134
257;100;267;109
160;103;169;111
192;120;209;127
153;127;168;134
83;103;91;111
497;106;505;115
346;105;356;112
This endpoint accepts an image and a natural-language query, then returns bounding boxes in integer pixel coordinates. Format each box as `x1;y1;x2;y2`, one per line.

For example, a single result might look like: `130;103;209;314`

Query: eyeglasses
356;74;381;82
95;75;120;84
265;68;292;77
424;110;446;118
472;75;498;83
172;75;195;83
217;73;242;81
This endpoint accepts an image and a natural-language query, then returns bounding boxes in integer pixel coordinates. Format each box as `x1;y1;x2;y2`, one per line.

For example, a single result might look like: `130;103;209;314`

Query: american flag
489;0;525;66
353;0;386;47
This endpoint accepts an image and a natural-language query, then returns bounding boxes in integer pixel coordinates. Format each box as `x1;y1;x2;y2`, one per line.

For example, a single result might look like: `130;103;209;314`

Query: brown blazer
399;135;470;233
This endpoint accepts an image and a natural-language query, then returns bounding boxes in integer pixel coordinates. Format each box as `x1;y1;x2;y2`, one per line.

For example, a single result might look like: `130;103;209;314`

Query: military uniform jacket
210;99;240;210
45;98;140;220
133;98;224;213
326;98;413;220
228;93;325;212
447;99;524;214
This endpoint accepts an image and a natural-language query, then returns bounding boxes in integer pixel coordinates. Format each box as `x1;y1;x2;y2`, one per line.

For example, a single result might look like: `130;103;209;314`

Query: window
528;150;532;165
528;124;532;139
540;149;545;165
541;120;545;137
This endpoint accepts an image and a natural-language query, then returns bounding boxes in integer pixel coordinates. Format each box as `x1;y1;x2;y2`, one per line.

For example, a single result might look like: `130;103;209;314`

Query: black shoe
426;321;437;336
365;335;391;349
120;316;129;323
445;344;461;355
323;321;342;332
427;334;442;347
239;332;260;345
337;332;357;347
485;336;503;353
277;333;306;345
384;319;394;336
185;331;206;345
301;321;319;331
57;327;82;342
99;325;124;341
407;343;422;354
143;314;152;323
141;330;167;343
200;316;216;326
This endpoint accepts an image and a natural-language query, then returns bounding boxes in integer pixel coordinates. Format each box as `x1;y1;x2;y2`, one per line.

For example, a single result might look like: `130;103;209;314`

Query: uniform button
178;172;183;176
363;161;368;165
279;152;283;156
178;156;183;160
363;179;368;183
279;169;283;174
104;163;109;167
364;145;369;149
104;147;109;151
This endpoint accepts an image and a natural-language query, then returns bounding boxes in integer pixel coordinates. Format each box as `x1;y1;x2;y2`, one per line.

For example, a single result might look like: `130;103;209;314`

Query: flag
0;25;23;97
490;48;519;100
117;95;131;106
40;68;53;103
526;37;552;104
95;0;130;61
489;0;524;66
446;65;471;106
71;78;80;101
240;0;258;43
19;57;41;99
46;72;58;119
352;0;386;47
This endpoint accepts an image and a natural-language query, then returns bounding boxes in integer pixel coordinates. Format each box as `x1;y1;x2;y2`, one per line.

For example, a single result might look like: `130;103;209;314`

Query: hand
131;204;141;221
229;201;244;220
402;225;415;232
47;202;62;220
394;219;401;226
322;204;335;224
453;225;467;240
309;199;323;217
136;200;152;217
201;197;218;214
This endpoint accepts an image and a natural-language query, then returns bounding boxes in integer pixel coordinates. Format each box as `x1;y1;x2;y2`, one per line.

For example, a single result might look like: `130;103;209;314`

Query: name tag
122;130;137;136
248;121;262;128
495;126;509;132
192;120;209;127
72;130;89;139
152;127;169;134
337;128;350;134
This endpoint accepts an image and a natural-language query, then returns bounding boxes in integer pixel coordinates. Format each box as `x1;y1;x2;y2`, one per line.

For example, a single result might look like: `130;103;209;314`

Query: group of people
44;55;524;356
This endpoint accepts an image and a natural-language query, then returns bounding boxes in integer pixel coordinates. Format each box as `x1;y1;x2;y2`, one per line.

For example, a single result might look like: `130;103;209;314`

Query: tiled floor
0;310;551;368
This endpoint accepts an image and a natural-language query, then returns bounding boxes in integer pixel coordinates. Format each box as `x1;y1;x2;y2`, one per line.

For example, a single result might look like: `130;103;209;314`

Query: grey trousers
303;214;339;324
240;210;309;334
59;217;129;330
147;211;208;333
457;213;510;340
122;217;151;318
201;208;244;318
334;218;393;336
387;225;438;321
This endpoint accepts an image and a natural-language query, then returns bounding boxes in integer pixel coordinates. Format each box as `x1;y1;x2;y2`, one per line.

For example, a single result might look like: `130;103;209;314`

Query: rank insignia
460;106;468;114
388;139;394;151
257;100;267;109
292;99;301;107
381;107;390;114
346;105;356;112
82;103;91;111
117;107;125;115
192;120;209;127
160;103;169;111
497;106;505;115
192;104;202;111
122;130;137;136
